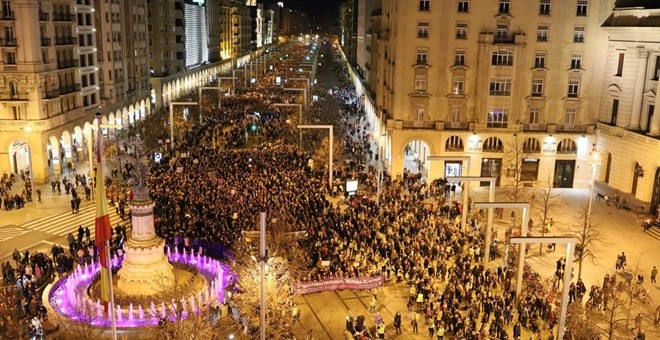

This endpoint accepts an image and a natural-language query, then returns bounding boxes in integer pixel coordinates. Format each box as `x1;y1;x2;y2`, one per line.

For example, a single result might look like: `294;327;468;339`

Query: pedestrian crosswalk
0;226;29;242
19;203;131;239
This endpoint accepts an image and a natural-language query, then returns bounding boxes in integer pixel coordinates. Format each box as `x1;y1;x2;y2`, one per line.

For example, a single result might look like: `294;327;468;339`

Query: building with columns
355;0;614;190
595;1;660;216
0;0;149;183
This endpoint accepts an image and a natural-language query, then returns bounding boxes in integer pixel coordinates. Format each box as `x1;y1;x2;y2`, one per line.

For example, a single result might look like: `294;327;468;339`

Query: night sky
282;0;341;17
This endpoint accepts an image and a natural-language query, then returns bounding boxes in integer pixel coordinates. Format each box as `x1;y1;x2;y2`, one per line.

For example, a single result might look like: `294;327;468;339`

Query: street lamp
168;102;199;149
298;125;333;190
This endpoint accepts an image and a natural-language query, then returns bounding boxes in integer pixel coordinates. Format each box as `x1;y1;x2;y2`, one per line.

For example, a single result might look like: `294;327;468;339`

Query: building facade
0;0;150;182
595;1;660;216
351;0;619;191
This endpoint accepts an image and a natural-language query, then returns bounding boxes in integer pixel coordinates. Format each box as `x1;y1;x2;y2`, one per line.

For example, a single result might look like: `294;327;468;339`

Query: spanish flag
94;122;112;305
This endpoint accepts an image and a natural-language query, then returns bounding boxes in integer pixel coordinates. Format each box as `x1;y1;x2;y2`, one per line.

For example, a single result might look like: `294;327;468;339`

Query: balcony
53;13;75;21
523;123;548;132
0;39;17;47
402;120;437;129
0;92;28;101
573;36;585;43
493;33;516;44
537;35;548;42
57;60;79;69
556;124;590;133
444;121;470;130
55;37;77;45
486;121;509;128
39;12;50;21
45;89;60;99
456;33;467;39
531;92;543;97
59;84;81;95
41;38;51;46
489;91;511;96
0;12;14;20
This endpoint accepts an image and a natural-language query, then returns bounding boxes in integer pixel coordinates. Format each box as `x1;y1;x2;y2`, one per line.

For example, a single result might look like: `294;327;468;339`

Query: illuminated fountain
46;162;233;328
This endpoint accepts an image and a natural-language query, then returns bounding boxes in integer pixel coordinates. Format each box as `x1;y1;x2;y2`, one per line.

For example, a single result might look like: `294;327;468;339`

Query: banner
294;275;384;295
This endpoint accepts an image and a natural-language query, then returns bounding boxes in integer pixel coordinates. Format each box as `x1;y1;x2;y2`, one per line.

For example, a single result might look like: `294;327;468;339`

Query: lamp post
168;102;199;150
298;125;333;190
198;86;225;115
259;212;267;340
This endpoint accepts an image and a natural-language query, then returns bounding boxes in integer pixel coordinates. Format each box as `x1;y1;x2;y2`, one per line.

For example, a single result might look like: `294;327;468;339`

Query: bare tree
228;214;310;339
565;302;601;340
571;204;609;281
54;294;108;340
502;133;531;202
602;279;629;340
534;175;563;254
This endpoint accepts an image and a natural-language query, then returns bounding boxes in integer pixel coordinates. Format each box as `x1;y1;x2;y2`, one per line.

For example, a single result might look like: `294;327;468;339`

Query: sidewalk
1;156;119;227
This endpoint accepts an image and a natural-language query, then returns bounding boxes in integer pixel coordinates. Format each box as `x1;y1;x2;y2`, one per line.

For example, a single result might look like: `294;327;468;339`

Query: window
532;79;544;97
451;106;462;122
568;80;580;97
81;74;88;87
529;108;541;124
491;50;513;66
413;106;425;120
4;26;13;42
454;50;466;65
615;52;624;76
496;24;509;40
573;26;585;42
9;81;18;97
417;22;429;38
565;109;576;125
2;1;10;16
5;51;15;64
12;106;20;120
487;109;509;128
535;52;546;68
523;137;541;153
416;49;428;65
452;76;464;94
456;23;468;39
458;0;469;12
653;56;660;80
489;78;512;96
419;0;430;11
89;73;95;85
576;0;588;16
540;0;551;15
571;53;582;69
446;135;464;151
499;0;510;13
414;75;427;92
537;25;549;41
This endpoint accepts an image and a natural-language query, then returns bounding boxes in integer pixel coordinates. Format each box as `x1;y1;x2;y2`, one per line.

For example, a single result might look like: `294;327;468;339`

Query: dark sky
282;0;341;17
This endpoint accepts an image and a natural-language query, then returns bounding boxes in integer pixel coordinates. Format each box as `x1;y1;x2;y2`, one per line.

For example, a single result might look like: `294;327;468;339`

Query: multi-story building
355;0;375;90
280;7;310;36
231;0;251;58
247;1;264;50
357;0;615;190
184;0;209;68
339;0;356;67
147;0;186;77
595;1;660;216
0;0;150;182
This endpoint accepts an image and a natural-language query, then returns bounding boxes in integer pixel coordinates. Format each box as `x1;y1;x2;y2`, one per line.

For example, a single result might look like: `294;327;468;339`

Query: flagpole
96;113;117;339
106;240;118;340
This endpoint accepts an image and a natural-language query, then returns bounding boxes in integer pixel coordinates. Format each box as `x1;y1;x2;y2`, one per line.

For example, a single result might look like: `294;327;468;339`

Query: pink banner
294;275;385;295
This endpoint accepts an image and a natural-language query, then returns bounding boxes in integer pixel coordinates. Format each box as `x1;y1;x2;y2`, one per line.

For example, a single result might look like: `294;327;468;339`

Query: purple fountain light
48;248;234;328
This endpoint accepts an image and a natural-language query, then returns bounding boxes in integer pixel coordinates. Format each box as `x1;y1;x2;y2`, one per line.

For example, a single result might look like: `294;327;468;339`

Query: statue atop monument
120;134;151;201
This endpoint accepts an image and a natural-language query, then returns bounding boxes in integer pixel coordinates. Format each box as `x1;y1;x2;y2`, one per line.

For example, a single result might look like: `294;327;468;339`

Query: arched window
523;137;541;153
445;135;464;151
9;81;19;98
556;138;577;154
483;137;504;152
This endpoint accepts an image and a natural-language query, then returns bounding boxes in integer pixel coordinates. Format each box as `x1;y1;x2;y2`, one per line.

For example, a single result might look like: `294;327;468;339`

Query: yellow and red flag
94;126;112;304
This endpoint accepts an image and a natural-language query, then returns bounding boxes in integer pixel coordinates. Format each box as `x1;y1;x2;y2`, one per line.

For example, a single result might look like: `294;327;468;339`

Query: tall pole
169;102;174;150
259;212;266;340
106;240;118;340
515;206;530;299
329;127;333;190
558;241;575;340
24;126;36;207
484;181;495;264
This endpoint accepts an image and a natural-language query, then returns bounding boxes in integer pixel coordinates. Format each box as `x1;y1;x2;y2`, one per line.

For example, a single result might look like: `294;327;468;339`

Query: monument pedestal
116;198;174;296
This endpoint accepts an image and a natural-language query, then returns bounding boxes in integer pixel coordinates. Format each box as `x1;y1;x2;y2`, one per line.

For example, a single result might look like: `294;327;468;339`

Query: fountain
46;158;234;328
